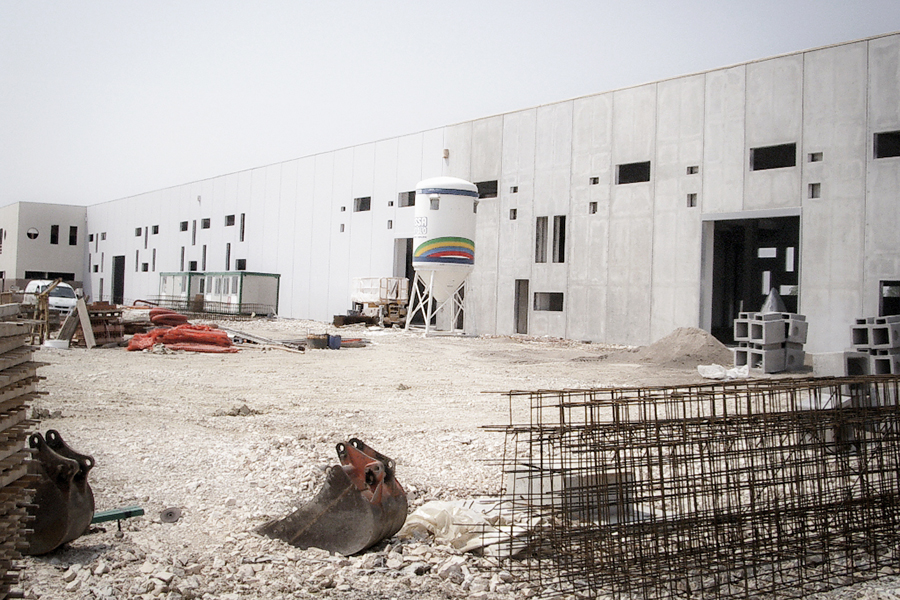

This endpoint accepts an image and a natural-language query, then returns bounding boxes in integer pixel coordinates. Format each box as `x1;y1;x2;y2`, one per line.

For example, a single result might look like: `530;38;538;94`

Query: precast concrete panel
260;164;283;277
291;158;316;317
612;85;657;163
443;122;473;182
744;55;804;210
309;154;335;320
246;167;268;272
651;75;705;341
572;93;614;187
373;139;403;272
801;42;868;352
501;109;537;176
275;160;300;315
703;66;746;213
471;192;500;335
868;35;900;129
397;133;425;193
349;144;376;281
470;116;503;183
422;129;445;180
327;149;354;319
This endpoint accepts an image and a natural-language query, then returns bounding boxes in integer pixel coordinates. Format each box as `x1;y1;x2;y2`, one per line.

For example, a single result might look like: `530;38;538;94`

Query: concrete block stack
846;315;900;375
733;311;808;374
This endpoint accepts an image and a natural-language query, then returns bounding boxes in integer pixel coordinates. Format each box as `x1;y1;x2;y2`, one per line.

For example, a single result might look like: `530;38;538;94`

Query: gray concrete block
749;347;785;373
784;346;805;371
871;322;900;349
812;352;847;377
734;318;750;342
851;325;870;348
750;319;786;345
786;318;808;344
845;351;871;376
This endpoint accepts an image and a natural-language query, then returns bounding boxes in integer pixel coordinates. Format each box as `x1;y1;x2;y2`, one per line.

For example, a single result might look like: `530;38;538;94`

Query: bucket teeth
256;439;407;555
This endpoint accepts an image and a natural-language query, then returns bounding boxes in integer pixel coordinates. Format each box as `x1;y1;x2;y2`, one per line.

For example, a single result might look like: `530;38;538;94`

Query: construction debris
257;439;407;555
127;324;238;354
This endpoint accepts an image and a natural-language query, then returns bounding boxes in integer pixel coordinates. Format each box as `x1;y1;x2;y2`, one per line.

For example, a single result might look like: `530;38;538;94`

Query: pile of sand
631;327;733;368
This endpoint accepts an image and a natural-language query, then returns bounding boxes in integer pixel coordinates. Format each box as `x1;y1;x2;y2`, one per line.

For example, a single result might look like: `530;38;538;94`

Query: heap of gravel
631;326;733;368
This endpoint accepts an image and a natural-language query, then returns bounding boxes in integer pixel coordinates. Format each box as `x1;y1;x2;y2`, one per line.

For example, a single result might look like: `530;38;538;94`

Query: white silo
406;176;478;333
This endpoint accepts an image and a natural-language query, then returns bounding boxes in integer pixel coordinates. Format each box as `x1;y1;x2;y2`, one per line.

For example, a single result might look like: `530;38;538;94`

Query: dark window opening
225;242;231;271
69;226;78;245
535;216;548;263
874;131;900;158
188;261;198;272
687;193;698;208
141;263;149;272
687;165;699;174
26;228;38;240
809;183;821;199
46;271;74;281
152;225;159;234
617;161;651;184
509;209;517;220
881;280;900;316
50;225;59;245
180;247;185;271
388;201;394;207
552;215;566;263
589;177;600;185
180;221;188;232
589;202;598;214
240;214;245;241
134;227;141;237
750;143;796;170
398;191;415;207
510;186;519;193
24;270;45;279
100;232;106;240
135;250;139;272
534;292;564;312
236;259;247;271
354;197;371;212
144;226;148;249
192;220;197;246
387;220;393;229
202;244;207;271
93;265;98;273
89;234;94;242
476;180;498;199
225;214;235;226
201;218;210;229
808;152;823;162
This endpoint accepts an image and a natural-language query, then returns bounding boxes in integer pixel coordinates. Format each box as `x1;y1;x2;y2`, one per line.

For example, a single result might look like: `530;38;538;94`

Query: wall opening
354;197;372;212
535;217;548;263
705;216;800;344
534;292;564;312
112;255;125;305
750;143;796;170
616;161;651;184
476;181;498;199
881;281;900;316
874;131;900;158
552;216;566;263
515;279;529;334
398;191;415;207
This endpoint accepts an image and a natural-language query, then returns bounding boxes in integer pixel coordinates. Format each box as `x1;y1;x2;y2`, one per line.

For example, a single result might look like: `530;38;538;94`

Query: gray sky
2;1;900;207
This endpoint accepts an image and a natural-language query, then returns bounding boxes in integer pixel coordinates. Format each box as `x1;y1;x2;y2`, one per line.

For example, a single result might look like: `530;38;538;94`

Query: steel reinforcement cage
486;375;900;599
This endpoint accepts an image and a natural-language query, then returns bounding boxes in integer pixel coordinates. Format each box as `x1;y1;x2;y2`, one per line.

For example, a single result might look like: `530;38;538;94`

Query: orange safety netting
127;323;237;353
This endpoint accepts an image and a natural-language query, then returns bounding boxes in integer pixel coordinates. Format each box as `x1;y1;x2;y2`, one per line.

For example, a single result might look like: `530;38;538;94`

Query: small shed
158;271;280;316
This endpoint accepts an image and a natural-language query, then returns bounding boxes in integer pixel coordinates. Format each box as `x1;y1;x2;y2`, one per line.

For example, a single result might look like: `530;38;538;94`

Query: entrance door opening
112;255;125;305
707;216;800;344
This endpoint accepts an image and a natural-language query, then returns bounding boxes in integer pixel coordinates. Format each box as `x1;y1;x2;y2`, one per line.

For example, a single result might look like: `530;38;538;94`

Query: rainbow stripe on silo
413;237;475;265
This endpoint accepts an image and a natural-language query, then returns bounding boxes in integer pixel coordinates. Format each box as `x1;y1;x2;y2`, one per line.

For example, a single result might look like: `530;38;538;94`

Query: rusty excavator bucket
256;438;407;555
25;430;95;555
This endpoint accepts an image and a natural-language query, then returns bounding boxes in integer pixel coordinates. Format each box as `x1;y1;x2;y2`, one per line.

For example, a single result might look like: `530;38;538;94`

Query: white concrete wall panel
327;149;354;318
866;35;900;317
744;55;804;211
703;66;746;214
275;160;299;316
349;143;377;282
651;75;705;342
443;122;473;182
470;116;503;184
291;158;316;317
801;42;868;352
607;85;656;345
309;154;334;320
421;129;445;180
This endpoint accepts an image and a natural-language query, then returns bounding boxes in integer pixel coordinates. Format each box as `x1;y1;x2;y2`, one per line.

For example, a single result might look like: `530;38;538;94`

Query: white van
22;280;78;313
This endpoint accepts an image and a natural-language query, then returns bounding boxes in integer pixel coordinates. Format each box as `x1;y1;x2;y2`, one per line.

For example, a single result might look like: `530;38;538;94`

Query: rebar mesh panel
487;376;900;599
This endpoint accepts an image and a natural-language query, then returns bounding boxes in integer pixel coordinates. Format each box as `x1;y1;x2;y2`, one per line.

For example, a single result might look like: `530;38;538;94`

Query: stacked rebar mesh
0;318;38;599
487;376;900;599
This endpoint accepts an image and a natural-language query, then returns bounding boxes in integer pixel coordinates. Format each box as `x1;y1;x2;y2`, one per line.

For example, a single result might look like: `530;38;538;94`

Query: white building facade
23;32;900;352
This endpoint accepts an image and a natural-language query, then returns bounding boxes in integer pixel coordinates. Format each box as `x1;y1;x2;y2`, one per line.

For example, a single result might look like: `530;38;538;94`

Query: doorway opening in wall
704;215;800;344
515;279;529;334
112;256;126;305
395;237;435;326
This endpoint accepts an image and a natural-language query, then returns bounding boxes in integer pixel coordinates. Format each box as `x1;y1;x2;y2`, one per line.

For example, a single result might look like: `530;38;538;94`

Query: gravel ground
19;318;900;599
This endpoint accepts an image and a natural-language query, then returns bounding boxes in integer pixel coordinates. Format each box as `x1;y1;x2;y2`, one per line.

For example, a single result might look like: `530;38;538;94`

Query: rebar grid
486;376;900;599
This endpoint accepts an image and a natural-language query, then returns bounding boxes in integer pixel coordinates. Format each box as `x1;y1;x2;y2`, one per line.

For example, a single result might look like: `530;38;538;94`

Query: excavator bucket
256;438;407;555
25;431;95;555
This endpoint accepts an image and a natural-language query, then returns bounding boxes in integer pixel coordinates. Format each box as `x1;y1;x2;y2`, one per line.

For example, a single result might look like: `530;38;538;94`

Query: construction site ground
22;319;898;600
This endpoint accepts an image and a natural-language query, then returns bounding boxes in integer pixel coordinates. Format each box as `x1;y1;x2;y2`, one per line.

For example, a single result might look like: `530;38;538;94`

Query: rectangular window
201;218;210;229
535;216;548;263
687;193;698;208
180;221;188;232
69;226;78;245
750;143;796;170
354;197;371;212
202;244;207;271
388;201;394;207
180;246;185;271
387;220;393;229
552;216;566;263
236;259;247;271
144;226;148;249
510;186;519;193
430;197;440;210
509;209;518;220
50;225;59;245
135;227;141;237
589;202;598;214
808;183;821;199
135;250;139;272
476;180;498;199
141;263;149;272
152;225;159;234
225;242;231;271
225;214;235;226
101;232;106;240
616;161;651;184
398;191;416;207
192;220;197;245
686;165;700;175
89;234;94;242
808;152;823;162
340;224;345;232
589;177;599;185
534;292;564;312
240;213;245;241
874;131;900;158
189;261;198;272
93;265;98;273
152;248;156;272
101;252;104;272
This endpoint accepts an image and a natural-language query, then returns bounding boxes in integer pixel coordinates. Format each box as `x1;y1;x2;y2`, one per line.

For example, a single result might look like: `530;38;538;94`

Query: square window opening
809;182;821;199
180;221;188;232
354;197;371;212
225;215;235;226
141;263;149;272
134;227;141;237
589;176;599;185
189;261;198;272
750;143;796;170
616;161;651;184
534;292;564;312
398;191;416;207
152;225;159;234
687;193;698;208
236;259;247;271
509;209;518;220
388;201;394;207
510;186;519;193
201;218;211;229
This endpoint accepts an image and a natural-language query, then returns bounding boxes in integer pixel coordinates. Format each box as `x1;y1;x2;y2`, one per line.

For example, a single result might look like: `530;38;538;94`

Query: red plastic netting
127;324;237;353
